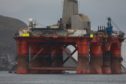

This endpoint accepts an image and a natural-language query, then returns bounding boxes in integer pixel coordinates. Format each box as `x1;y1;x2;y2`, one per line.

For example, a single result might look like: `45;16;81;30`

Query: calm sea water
0;71;126;84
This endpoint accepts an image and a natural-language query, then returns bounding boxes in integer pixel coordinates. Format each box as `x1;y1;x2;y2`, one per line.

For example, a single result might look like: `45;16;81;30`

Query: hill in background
0;15;27;70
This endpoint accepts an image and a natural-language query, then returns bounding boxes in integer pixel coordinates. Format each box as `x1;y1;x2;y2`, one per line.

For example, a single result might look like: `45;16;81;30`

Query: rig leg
77;39;90;74
16;40;28;74
111;42;122;74
90;43;103;74
102;51;112;74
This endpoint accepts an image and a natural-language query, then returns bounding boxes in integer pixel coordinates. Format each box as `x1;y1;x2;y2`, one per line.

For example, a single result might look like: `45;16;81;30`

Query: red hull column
77;39;89;74
111;41;122;74
16;39;29;74
102;43;112;74
90;37;103;74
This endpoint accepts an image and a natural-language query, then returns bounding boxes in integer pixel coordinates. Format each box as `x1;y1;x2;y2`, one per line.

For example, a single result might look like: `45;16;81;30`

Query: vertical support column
16;39;29;74
77;39;89;74
102;51;112;74
90;42;103;74
102;43;112;74
111;42;122;74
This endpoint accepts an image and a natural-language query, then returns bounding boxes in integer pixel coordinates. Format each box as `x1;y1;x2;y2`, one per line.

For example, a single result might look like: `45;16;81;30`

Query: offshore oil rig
15;0;125;74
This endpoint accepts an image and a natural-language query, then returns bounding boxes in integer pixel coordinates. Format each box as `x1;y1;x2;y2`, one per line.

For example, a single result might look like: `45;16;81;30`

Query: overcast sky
0;0;126;32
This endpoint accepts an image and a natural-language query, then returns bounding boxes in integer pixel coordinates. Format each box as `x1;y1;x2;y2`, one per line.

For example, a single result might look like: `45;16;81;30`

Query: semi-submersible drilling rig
15;0;125;74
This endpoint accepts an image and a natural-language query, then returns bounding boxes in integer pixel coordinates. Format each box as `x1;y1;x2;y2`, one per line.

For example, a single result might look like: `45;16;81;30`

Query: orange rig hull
15;36;123;74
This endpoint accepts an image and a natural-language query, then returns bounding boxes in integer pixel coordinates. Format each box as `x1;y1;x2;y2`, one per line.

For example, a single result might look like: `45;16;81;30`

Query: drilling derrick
62;0;78;27
62;0;91;33
14;0;125;74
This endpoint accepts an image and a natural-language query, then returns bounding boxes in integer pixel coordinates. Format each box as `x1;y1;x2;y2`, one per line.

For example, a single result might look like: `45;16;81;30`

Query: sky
0;0;126;33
